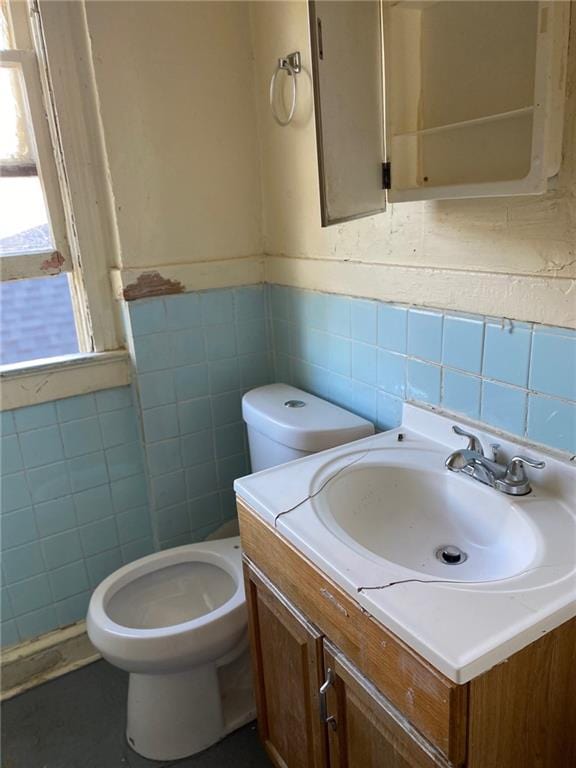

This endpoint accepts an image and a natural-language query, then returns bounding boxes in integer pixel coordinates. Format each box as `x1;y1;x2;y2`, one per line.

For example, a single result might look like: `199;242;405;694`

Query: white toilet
243;383;374;471
87;383;373;761
87;538;251;761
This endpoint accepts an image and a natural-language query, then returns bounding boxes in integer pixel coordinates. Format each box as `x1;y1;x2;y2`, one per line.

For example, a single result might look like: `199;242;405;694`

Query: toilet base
125;644;256;761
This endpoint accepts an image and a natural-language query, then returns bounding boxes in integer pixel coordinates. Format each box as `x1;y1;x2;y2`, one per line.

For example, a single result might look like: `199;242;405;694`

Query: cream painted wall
251;1;576;328
84;1;262;269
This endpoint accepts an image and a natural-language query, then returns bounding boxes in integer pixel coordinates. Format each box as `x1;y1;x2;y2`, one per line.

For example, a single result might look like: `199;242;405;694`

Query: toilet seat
87;537;246;673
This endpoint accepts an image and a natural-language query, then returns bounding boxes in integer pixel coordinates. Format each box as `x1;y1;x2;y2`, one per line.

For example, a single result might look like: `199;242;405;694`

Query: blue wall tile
79;517;119;557
99;408;139;448
61;418;102;458
352;343;377;385
147;439;182;477
27;463;70;504
1;507;37;550
55;591;91;627
325;295;351;337
3;542;45;584
186;462;219;499
189;494;221;531
49;561;89;601
181;430;215;467
138;371;175;410
14;403;57;432
56;394;96;423
407;309;443;363
16;606;58;642
68;452;109;492
351;299;377;345
74;484;113;526
152;470;187;510
527;395;576;453
481;381;527;435
130;299;167;337
200;290;234;326
165;293;201;331
42;530;83;570
178;398;212;435
442;370;481;420
442;315;484;374
95;387;133;413
378;305;407;353
116;507;151;544
1;435;23;475
406;360;441;405
19;427;64;468
8;575;52;617
235;285;266;322
34;497;76;538
378;351;406;398
376;392;403;430
2;473;32;513
530;328;576;402
483;321;532;387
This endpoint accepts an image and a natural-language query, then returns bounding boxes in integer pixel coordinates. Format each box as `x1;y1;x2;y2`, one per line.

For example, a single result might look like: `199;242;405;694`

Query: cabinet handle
319;667;337;731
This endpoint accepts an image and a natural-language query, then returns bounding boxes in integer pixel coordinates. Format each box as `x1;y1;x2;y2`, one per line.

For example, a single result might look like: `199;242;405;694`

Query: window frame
1;0;127;407
1;0;122;369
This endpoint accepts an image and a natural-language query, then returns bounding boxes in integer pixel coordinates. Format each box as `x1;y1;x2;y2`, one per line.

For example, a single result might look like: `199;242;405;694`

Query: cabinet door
244;561;328;768
322;641;454;768
383;0;570;202
309;0;386;225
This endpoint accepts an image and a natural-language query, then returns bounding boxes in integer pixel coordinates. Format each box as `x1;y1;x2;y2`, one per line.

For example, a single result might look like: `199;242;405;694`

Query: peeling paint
122;270;185;301
40;251;65;275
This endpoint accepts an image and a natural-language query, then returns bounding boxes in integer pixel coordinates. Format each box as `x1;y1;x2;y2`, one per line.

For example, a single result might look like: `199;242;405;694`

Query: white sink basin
312;463;540;581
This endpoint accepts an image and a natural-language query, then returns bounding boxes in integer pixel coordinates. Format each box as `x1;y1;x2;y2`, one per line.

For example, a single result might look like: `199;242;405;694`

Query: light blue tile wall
126;285;272;551
1;388;152;648
268;285;576;455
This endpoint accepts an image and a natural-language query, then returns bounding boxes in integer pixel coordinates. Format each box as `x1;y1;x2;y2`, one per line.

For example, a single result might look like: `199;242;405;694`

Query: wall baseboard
1;622;100;701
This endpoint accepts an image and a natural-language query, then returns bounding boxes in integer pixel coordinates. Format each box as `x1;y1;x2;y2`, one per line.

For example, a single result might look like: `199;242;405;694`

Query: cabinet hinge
382;162;391;190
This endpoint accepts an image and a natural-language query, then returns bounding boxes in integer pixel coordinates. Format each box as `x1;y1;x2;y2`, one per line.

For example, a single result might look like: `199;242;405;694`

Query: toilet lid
106;561;236;629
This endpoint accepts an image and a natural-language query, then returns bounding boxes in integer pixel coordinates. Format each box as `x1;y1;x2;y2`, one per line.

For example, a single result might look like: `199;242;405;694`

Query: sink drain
435;545;468;565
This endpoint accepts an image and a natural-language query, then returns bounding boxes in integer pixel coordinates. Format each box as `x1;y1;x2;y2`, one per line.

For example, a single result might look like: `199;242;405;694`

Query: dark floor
1;661;272;768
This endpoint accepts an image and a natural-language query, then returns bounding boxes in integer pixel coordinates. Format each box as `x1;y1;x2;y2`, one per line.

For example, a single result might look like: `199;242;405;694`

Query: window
0;0;82;365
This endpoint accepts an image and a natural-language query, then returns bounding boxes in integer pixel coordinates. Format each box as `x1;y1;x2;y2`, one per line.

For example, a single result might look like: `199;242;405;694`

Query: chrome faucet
445;425;545;496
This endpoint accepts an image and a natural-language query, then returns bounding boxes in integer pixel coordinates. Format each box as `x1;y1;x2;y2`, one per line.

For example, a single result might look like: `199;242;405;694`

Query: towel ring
270;51;301;127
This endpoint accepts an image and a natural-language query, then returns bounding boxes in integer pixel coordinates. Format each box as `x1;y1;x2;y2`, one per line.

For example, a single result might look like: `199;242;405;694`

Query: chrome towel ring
269;51;301;127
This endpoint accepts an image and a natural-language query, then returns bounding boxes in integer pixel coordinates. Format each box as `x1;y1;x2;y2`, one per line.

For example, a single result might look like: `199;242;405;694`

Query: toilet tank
242;384;374;472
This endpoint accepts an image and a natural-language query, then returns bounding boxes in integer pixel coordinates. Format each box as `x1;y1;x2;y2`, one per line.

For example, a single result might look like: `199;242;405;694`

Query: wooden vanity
238;500;576;768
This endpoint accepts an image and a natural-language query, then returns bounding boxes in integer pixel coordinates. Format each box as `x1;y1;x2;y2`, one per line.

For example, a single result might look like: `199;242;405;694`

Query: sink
312;462;541;581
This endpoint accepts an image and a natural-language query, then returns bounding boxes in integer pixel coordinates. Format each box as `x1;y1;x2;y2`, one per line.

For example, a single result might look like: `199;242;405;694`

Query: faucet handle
452;425;484;455
507;455;546;477
496;455;545;495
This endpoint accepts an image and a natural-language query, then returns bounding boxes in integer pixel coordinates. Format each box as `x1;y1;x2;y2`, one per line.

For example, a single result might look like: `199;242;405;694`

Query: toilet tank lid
242;384;374;453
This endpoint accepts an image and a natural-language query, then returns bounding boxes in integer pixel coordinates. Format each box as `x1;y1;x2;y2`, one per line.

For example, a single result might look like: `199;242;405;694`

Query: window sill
0;350;131;411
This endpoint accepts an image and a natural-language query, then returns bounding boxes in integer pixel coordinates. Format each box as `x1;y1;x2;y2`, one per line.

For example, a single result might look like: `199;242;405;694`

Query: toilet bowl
87;536;252;761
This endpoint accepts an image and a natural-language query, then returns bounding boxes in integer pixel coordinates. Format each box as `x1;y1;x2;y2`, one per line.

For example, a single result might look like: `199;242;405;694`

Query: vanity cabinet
238;500;576;768
244;562;327;768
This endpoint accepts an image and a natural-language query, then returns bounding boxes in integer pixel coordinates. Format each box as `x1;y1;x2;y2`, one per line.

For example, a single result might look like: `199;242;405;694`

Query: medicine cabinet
309;0;570;225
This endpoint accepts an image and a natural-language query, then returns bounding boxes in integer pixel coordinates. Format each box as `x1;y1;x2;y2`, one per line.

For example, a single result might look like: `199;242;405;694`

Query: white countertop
235;404;576;683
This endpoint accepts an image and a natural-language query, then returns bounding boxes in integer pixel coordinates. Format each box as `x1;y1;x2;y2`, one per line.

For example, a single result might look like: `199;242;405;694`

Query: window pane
0;176;52;255
0;274;79;365
0;64;54;256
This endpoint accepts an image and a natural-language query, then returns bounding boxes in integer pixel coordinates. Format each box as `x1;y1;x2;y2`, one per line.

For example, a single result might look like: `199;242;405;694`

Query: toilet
87;383;373;761
243;383;375;471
